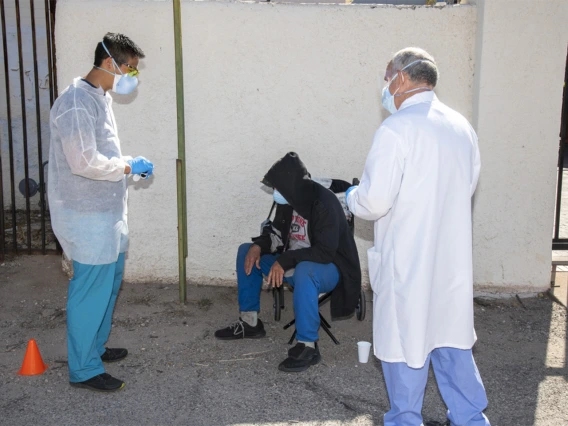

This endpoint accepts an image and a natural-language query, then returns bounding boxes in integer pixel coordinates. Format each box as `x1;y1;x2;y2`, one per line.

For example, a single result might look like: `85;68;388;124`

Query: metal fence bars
0;0;58;259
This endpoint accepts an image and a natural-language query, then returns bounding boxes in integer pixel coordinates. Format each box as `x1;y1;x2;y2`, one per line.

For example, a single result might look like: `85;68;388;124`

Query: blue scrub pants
381;347;490;426
237;243;339;342
66;253;125;382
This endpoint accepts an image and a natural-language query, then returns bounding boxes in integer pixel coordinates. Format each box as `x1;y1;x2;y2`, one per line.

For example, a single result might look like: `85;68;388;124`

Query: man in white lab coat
346;48;490;426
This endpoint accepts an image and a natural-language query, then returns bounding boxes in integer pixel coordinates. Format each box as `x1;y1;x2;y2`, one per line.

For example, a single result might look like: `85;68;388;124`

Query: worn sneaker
278;342;321;372
70;373;125;392
101;347;128;363
214;318;266;340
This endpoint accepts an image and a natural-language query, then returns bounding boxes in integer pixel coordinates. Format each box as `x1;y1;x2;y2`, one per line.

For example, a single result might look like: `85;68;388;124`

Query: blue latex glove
345;185;357;205
128;156;154;178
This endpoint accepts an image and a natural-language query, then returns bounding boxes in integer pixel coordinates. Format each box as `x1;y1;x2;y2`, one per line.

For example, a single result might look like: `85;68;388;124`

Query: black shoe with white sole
214;318;266;340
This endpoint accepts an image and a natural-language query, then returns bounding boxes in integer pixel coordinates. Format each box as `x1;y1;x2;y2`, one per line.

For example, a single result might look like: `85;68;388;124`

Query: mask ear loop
101;41;125;76
393;62;433;97
391;71;402;97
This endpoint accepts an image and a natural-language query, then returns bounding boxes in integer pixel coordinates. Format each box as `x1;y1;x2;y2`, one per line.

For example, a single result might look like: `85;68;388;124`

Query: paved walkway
1;255;567;425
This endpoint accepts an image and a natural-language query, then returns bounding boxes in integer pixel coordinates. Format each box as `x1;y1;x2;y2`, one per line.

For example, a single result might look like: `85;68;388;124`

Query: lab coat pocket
366;248;382;295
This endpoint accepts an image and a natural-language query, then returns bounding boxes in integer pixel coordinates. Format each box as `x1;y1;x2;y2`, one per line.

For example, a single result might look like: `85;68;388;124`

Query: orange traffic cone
18;339;48;376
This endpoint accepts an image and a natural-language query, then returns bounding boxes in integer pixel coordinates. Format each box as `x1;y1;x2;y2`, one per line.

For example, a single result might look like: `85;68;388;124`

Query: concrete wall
0;0;52;209
53;0;568;293
55;0;476;285
472;0;568;293
56;0;179;282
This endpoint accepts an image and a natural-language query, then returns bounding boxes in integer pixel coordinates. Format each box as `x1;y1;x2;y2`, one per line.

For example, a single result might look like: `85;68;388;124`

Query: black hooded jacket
253;152;362;319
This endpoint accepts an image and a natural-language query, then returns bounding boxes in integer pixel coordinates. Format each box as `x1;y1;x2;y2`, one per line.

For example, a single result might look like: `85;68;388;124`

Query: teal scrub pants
66;253;125;383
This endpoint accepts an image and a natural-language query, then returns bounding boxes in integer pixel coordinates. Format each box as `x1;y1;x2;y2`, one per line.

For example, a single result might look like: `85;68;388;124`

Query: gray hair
392;47;439;87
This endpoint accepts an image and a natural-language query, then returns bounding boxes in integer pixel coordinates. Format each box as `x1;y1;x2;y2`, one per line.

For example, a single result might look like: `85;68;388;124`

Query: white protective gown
347;91;480;368
48;78;131;265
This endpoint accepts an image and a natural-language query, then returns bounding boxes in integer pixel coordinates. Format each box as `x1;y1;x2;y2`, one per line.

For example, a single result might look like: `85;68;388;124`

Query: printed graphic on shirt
288;211;311;251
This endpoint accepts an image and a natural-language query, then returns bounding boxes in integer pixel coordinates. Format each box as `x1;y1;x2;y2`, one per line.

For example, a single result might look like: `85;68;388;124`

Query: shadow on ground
0;255;566;425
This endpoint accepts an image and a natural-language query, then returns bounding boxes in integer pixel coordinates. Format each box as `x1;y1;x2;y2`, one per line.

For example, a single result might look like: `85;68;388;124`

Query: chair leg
284;291;339;344
320;320;340;345
319;312;331;329
287;315;339;344
283;318;295;330
287;329;297;345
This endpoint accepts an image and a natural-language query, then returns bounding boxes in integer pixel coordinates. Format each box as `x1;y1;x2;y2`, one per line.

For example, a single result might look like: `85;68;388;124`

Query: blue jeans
237;243;339;342
381;348;490;426
67;253;125;382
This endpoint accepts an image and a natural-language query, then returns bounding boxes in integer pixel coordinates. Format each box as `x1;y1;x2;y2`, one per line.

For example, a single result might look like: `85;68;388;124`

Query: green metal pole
176;160;187;303
173;0;188;303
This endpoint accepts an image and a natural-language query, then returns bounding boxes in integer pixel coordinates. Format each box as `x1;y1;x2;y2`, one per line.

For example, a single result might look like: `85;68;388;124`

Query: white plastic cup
132;173;148;182
357;341;372;363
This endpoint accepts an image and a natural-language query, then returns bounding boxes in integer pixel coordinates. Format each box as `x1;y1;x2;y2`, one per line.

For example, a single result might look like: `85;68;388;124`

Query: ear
104;56;114;70
399;71;412;91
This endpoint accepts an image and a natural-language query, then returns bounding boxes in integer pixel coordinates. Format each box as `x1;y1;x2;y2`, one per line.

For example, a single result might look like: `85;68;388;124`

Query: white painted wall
0;0;52;209
56;0;179;282
53;0;568;294
472;0;568;293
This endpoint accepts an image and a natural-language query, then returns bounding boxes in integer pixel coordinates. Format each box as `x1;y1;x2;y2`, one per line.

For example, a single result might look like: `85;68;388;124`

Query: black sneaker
101;347;128;363
214;318;266;340
70;373;125;392
278;342;321;372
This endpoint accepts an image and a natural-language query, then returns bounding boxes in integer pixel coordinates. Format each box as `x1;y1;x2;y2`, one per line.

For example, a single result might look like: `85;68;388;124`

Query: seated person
215;152;362;373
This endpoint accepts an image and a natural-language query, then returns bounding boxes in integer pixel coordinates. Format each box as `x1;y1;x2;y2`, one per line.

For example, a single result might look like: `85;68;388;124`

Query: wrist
124;164;131;174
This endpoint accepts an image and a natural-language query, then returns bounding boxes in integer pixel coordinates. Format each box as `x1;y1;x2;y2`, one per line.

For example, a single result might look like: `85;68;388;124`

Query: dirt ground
0;255;567;426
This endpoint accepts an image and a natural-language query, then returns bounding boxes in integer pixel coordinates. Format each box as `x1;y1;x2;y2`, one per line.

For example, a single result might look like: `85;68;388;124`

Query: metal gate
0;0;58;260
552;46;568;251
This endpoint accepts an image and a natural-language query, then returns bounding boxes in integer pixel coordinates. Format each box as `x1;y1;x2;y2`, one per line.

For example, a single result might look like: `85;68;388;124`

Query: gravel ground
0;255;567;426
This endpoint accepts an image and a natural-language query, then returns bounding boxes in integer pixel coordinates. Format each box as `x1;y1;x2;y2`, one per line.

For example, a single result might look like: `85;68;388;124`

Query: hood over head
262;152;315;218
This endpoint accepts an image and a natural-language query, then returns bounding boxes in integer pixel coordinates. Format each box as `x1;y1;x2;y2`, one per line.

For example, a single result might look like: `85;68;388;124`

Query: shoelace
229;320;245;337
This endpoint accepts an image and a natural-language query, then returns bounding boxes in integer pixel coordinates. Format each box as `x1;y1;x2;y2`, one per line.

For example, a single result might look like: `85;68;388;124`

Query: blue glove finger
142;165;154;177
144;161;154;175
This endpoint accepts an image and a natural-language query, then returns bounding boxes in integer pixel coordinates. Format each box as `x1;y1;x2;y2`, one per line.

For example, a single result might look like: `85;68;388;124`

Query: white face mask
381;59;433;115
96;64;139;95
111;70;121;93
381;74;399;115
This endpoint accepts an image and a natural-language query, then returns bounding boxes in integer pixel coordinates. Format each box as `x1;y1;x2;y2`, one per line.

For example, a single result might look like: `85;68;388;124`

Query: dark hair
93;32;145;67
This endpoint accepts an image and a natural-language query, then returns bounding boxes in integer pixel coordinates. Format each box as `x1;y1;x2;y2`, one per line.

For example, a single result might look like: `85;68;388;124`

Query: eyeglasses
122;63;139;77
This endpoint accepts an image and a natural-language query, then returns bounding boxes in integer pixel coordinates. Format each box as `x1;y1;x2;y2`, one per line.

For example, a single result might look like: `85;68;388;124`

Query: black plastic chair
271;178;366;345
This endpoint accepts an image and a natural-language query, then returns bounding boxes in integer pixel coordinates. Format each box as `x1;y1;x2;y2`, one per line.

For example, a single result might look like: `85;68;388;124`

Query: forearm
348;126;404;220
70;154;129;182
347;184;391;221
58;108;128;182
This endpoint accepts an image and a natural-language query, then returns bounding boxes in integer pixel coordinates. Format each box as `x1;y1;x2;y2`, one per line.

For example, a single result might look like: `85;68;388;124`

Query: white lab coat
347;91;480;368
48;78;131;265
